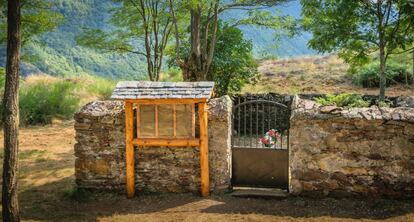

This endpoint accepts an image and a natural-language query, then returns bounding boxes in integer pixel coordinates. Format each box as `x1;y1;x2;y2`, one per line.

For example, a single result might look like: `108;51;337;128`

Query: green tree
0;0;64;45
210;24;258;96
170;0;296;81
2;0;21;220
301;0;414;101
77;0;183;81
168;23;258;96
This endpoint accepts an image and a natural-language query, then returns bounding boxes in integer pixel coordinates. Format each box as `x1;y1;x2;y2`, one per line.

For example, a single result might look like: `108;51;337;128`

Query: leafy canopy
172;0;297;81
77;0;185;81
0;0;64;45
301;0;414;67
210;24;258;96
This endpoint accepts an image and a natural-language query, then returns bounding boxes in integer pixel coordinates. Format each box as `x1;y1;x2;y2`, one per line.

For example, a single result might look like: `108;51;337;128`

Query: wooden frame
136;103;195;139
124;98;209;198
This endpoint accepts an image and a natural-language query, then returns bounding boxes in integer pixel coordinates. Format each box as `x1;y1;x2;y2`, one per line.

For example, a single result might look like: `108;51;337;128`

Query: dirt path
0;122;413;221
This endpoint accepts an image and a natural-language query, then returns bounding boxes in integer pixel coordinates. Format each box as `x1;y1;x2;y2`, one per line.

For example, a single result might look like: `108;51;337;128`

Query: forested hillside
224;0;315;57
0;0;314;78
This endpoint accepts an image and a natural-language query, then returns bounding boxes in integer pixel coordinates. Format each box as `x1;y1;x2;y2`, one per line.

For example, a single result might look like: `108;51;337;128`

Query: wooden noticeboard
111;81;214;198
124;98;209;198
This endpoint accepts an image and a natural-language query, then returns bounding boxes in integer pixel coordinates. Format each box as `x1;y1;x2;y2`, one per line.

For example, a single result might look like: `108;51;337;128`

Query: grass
19;149;48;159
0;73;116;126
243;54;414;97
20;77;81;125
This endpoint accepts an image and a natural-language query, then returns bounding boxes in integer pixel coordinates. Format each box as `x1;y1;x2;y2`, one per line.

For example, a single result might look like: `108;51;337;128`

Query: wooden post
125;101;135;198
198;102;209;197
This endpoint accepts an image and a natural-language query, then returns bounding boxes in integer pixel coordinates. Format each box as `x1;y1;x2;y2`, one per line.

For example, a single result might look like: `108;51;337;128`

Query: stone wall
289;96;414;198
74;96;232;194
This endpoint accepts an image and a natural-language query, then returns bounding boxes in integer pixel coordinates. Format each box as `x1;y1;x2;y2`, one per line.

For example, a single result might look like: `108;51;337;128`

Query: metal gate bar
232;99;289;149
231;97;290;189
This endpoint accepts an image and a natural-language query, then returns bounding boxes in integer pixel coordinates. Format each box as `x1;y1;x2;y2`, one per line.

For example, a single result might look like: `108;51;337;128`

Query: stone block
74;97;232;193
290;97;414;198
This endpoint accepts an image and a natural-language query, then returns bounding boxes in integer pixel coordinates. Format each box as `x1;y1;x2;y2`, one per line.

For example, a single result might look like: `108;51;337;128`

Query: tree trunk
183;8;203;81
412;50;414;86
183;5;219;82
379;45;386;102
2;0;22;221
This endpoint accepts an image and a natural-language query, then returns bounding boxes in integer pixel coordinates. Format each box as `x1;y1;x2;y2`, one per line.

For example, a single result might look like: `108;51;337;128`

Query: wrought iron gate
232;97;290;189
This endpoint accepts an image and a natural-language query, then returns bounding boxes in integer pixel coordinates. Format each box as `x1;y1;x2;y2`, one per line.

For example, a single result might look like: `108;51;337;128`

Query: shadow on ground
18;178;414;222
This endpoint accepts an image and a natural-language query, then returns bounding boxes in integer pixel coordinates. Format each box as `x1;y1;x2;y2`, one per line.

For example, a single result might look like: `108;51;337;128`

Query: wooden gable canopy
111;81;214;198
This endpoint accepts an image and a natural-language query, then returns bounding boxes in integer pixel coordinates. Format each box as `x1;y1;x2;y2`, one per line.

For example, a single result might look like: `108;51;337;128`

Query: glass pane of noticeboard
176;104;192;137
138;104;194;138
158;105;174;137
139;105;155;137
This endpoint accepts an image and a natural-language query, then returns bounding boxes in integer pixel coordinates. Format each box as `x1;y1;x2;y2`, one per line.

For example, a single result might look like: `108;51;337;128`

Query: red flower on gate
259;129;281;148
260;137;270;145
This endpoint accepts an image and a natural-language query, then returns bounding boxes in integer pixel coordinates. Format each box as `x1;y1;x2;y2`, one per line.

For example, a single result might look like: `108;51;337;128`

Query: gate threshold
232;187;289;198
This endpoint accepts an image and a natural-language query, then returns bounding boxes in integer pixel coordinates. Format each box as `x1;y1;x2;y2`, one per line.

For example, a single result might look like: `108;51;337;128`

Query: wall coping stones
291;96;414;123
75;100;124;117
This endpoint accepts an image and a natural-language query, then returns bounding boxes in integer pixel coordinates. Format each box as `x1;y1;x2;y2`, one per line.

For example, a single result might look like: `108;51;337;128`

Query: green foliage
0;0;148;79
160;67;183;82
353;61;413;88
0;73;115;126
81;75;116;100
301;0;414;101
76;0;181;80
0;0;64;45
1;0;315;79
210;24;259;96
378;100;392;108
301;0;414;67
26;42;145;79
19;79;80;125
316;93;370;108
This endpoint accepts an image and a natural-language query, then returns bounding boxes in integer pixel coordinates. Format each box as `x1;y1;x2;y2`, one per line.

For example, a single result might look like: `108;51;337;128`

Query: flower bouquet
259;129;281;148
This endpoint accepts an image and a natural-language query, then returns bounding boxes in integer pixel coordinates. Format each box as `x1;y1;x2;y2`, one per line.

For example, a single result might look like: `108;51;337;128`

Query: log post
198;102;209;197
125;101;135;198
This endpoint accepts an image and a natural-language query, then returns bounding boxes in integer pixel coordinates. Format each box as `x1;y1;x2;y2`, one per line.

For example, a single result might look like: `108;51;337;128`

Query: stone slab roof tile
111;81;214;100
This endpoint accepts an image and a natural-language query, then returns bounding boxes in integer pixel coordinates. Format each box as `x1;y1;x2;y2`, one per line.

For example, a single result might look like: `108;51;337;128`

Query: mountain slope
1;0;316;78
223;0;315;57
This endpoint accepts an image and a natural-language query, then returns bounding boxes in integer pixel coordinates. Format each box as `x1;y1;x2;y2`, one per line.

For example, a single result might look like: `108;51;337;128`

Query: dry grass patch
245;54;414;96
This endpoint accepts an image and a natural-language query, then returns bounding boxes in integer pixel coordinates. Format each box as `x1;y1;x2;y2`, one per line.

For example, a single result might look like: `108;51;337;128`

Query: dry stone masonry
75;92;414;198
74;96;232;193
289;96;414;198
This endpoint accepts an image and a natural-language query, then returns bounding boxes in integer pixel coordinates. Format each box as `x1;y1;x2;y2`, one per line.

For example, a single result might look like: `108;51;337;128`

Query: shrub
19;78;80;125
210;24;259;96
81;75;116;100
0;73;116;126
353;61;413;87
316;93;370;108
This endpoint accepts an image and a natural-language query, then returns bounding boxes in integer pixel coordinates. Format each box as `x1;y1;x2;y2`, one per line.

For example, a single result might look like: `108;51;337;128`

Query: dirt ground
0;122;413;222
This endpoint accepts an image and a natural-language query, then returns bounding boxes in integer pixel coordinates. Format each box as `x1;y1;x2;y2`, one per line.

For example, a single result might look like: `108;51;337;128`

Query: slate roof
111;81;215;100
